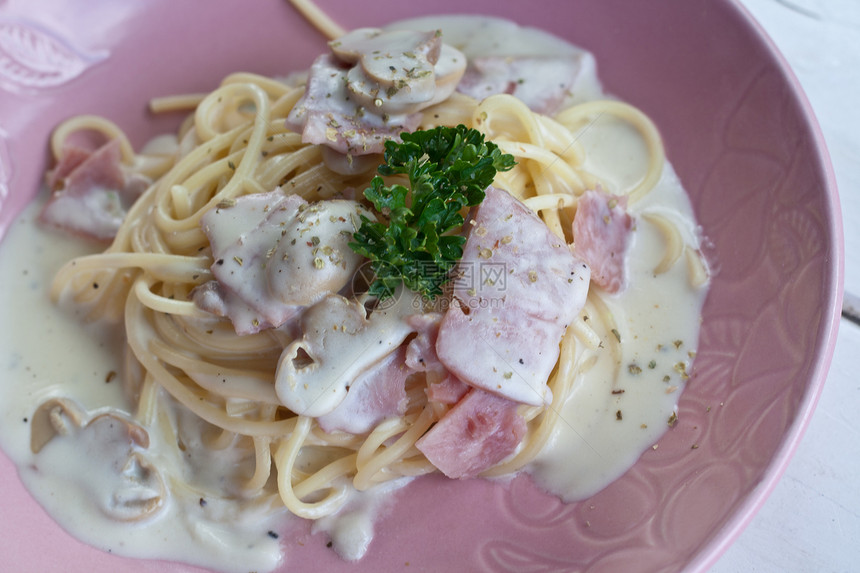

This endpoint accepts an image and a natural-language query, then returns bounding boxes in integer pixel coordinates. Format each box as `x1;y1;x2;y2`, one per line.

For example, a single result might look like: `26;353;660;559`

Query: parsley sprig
349;125;515;300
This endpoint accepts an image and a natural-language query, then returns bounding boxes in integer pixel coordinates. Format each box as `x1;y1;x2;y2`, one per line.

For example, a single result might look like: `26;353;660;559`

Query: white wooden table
711;1;860;571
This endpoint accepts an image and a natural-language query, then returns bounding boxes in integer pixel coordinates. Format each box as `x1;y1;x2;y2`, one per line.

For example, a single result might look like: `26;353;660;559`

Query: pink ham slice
415;388;526;479
403;313;469;404
457;55;583;115
191;279;287;335
572;189;634;294
435;186;590;406
316;345;410;435
39;139;150;241
437;302;562;406
404;313;445;374
426;374;470;405
286;54;421;155
47;144;93;189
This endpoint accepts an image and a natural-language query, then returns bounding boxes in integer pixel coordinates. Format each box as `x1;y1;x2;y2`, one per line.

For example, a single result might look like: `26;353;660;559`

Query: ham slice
46;144;93;189
404;313;445;374
415;388;526;479
316;346;410;435
426;374;470;405
435;186;590;406
402;313;469;403
39;139;150;241
572;189;634;294
457;55;583;115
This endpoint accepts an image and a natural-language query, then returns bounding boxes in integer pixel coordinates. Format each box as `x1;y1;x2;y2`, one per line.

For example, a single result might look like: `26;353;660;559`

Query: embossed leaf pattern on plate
0;19;107;92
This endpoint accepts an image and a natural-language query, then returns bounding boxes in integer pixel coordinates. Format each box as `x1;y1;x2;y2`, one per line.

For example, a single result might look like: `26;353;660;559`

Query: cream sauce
531;162;704;499
0;15;708;572
0;211;286;572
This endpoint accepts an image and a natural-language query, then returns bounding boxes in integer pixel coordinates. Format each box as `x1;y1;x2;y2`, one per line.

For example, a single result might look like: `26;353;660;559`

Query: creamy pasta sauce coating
0;15;708;572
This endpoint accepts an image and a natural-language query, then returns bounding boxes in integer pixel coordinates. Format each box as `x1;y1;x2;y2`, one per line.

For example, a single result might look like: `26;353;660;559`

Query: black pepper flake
518;358;524;364
611;389;625;395
92;282;99;289
199;497;207;507
215;258;225;266
22;417;28;423
326;541;333;548
267;530;279;539
615;410;623;420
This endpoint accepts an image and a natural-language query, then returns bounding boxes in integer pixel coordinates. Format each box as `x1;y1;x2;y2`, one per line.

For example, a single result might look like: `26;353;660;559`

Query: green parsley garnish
349;125;515;299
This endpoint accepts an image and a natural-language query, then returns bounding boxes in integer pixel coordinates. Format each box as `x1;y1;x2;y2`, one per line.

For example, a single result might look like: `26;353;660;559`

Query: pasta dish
0;8;710;571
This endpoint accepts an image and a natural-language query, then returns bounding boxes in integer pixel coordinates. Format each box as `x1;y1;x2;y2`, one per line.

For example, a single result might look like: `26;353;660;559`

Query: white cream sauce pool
0;15;708;572
0;210;288;572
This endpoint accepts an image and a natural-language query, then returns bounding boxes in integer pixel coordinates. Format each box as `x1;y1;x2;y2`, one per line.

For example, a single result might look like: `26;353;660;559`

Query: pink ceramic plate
0;0;842;571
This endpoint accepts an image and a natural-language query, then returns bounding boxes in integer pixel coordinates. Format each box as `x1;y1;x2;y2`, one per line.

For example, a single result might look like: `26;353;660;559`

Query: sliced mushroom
30;397;86;454
89;411;151;448
85;414;165;522
105;451;165;522
29;398;166;522
198;191;377;333
431;44;469;104
275;287;421;417
265;200;374;307
330;28;442;84
337;28;466;116
287;28;466;155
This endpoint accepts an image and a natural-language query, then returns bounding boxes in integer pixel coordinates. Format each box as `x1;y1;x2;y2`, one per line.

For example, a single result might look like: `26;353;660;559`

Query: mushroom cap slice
275;288;420;417
330;27;466;116
330;28;442;83
265;200;375;308
29;398;166;523
30;397;85;454
345;43;467;116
